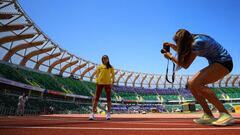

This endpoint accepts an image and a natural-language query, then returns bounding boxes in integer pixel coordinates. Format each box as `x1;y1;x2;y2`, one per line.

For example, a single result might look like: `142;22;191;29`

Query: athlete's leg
92;84;103;113
104;85;112;113
188;70;214;117
188;63;230;114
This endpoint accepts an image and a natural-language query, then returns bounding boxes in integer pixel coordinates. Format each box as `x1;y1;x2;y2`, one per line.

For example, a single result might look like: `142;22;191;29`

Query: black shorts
216;60;233;73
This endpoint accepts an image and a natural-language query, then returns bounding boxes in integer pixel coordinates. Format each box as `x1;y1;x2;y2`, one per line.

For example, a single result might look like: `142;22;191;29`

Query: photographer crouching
161;29;234;126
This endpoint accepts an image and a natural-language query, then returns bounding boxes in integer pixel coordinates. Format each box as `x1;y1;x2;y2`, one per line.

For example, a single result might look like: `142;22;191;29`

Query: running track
0;113;240;135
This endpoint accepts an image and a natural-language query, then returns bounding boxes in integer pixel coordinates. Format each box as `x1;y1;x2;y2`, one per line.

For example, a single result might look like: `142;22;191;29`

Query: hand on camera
163;42;171;47
164;52;173;60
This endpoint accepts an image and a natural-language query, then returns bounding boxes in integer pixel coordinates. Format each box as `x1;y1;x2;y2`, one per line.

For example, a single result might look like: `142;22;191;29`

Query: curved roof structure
0;0;239;88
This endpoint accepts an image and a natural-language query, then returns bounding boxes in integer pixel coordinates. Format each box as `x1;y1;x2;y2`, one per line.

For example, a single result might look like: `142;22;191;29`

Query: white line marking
1;126;240;131
109;121;193;125
0;117;195;124
0;119;193;126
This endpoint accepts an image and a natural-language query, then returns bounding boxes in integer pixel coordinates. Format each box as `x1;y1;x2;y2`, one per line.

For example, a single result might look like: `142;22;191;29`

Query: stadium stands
221;88;240;99
0;63;28;84
54;76;92;96
1;62;240;102
1;62;240;115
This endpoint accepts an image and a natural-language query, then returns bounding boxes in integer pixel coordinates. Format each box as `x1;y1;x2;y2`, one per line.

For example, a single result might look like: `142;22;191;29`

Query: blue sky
19;0;240;75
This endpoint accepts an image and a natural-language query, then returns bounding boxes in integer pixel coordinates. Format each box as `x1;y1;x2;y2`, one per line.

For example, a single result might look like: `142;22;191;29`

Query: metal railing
0;105;40;116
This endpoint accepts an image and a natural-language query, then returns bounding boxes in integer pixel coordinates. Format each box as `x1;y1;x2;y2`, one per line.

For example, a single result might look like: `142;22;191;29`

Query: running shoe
88;113;95;120
106;112;111;120
193;113;216;125
212;113;235;126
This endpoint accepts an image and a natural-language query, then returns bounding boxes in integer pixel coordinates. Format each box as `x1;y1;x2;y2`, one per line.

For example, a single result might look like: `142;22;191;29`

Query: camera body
161;44;170;54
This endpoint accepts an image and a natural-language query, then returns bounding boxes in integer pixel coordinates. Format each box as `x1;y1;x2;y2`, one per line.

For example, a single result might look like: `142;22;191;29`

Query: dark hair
23;93;27;97
173;29;193;65
102;55;112;69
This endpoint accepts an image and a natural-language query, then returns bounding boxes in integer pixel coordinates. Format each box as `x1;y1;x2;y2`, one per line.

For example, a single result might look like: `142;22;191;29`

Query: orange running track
0;113;240;135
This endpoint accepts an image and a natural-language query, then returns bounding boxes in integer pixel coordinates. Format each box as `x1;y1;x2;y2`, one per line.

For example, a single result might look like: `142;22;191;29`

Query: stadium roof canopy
0;0;239;88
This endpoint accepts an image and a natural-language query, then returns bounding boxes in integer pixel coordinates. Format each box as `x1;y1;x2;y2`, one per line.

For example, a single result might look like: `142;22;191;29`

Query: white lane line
0;119;194;126
1;126;240;131
0;118;190;122
108;121;193;125
0;122;193;126
0;118;193;123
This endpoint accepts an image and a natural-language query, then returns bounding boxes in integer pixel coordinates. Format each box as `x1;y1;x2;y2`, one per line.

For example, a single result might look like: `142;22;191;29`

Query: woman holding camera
162;29;234;126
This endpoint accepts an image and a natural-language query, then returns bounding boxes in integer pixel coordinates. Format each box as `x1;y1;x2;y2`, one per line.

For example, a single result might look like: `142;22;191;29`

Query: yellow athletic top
95;64;115;85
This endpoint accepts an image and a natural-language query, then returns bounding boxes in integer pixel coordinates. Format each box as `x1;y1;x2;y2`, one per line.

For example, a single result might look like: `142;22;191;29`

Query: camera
161;44;170;54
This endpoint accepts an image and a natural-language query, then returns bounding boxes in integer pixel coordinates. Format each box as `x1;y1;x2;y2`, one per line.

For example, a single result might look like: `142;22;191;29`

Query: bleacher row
0;62;240;102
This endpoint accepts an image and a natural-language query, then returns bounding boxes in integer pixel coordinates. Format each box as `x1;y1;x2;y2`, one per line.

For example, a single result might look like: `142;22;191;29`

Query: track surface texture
0;113;240;135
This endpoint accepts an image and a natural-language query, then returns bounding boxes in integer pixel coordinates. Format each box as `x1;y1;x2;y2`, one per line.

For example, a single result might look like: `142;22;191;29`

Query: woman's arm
111;68;115;84
164;52;197;69
95;68;100;84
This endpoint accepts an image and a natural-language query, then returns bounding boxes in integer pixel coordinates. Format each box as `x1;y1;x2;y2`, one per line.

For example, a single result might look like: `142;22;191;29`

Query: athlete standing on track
162;29;235;126
89;55;115;120
17;93;28;116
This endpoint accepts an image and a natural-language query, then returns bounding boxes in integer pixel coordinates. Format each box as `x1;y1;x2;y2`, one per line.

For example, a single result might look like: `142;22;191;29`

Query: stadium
0;0;240;135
